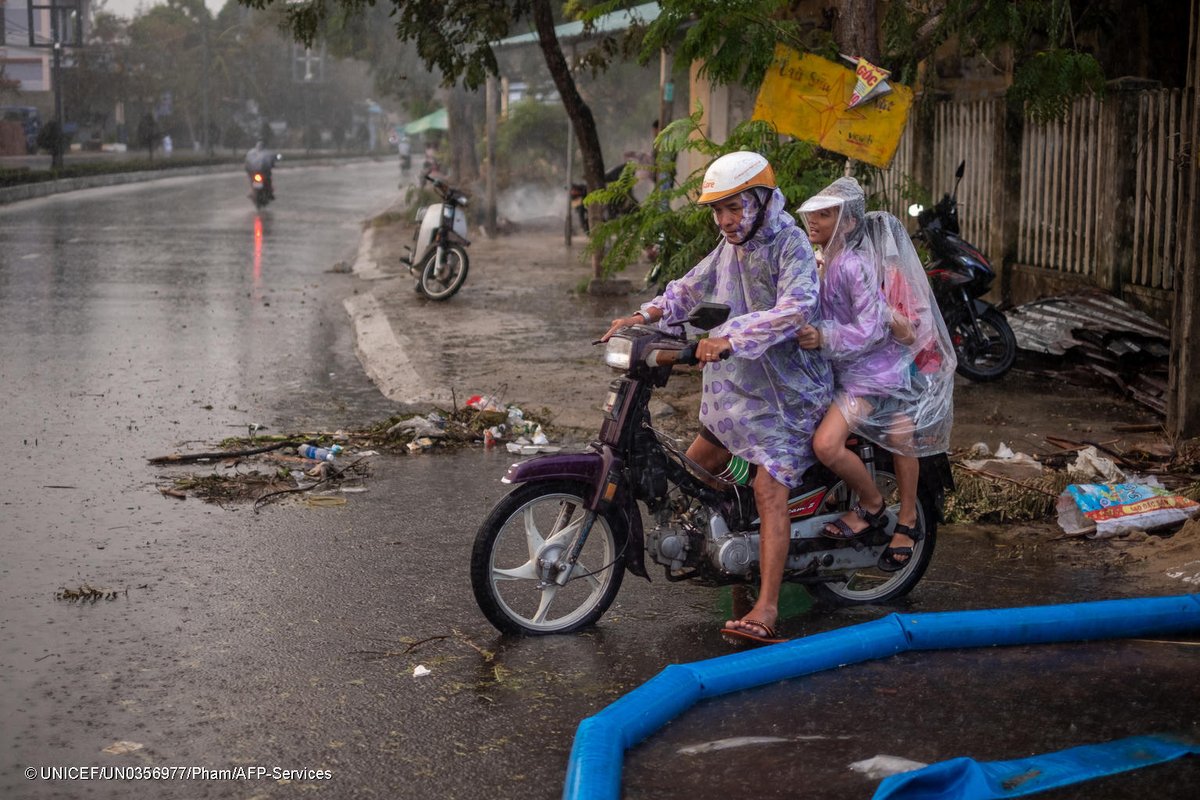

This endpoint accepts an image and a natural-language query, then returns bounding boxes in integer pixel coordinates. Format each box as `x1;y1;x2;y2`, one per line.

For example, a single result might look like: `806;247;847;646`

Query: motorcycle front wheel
418;243;469;301
952;306;1016;382
470;481;627;635
809;468;938;606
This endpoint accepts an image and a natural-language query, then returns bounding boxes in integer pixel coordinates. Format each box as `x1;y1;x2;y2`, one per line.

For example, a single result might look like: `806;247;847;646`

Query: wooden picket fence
875;88;1192;319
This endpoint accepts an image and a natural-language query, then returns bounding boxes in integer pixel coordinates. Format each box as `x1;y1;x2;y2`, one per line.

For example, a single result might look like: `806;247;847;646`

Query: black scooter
911;161;1016;382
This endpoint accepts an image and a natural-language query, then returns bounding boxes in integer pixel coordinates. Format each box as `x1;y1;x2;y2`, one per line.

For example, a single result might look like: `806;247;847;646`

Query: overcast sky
99;0;226;21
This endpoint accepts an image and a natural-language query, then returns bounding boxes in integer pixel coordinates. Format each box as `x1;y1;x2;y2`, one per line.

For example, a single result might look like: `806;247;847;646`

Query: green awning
404;108;448;135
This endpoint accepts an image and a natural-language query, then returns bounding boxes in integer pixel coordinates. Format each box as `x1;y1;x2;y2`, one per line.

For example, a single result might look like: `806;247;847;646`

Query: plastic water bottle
298;444;342;461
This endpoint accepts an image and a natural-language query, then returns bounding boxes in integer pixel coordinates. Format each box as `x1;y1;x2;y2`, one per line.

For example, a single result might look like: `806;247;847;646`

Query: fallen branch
1113;422;1165;433
351;634;451;660
149;440;300;465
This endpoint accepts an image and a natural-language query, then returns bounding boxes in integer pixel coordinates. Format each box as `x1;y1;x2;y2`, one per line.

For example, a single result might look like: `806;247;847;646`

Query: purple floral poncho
642;187;833;487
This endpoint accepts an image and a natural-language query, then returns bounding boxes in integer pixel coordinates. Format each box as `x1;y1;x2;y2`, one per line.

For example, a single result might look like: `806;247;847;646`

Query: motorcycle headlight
604;337;633;370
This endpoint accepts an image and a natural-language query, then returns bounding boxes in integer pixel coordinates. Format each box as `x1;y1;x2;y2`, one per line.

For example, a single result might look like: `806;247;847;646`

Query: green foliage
1011;49;1106;123
585;110;843;284
635;0;834;87
494;99;568;185
881;0;1106;122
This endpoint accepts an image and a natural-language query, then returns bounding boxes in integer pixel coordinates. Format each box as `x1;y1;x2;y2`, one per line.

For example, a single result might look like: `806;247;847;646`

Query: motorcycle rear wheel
809;468;937;606
418;243;469;301
952;306;1016;382
471;481;627;635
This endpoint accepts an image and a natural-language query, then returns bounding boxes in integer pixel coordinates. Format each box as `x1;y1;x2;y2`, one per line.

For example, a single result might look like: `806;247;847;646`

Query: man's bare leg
724;469;789;639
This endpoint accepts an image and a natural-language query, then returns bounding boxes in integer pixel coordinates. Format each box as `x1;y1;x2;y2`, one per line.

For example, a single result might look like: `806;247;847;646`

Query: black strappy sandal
821;500;891;540
878;522;924;572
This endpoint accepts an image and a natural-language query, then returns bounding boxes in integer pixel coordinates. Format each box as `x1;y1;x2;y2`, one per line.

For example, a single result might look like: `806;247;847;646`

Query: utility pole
202;23;211;156
29;0;80;170
51;23;64;169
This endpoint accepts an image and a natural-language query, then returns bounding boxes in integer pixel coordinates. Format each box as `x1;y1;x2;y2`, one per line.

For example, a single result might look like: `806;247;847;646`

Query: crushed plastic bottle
297;444;343;462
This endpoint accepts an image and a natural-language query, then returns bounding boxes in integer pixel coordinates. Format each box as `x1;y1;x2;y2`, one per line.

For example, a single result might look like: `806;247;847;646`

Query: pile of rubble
1007;290;1171;414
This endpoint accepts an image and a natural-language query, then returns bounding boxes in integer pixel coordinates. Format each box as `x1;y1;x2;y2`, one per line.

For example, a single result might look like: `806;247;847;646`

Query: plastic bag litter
505;441;562;455
413;665;431;678
1056;479;1200;538
388;416;445;438
961;442;1044;481
406;437;436;453
466;394;504;411
849;754;928;780
1066;446;1126;483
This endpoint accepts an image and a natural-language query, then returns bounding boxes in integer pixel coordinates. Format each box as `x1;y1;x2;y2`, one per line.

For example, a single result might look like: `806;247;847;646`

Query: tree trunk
531;0;607;278
833;0;880;62
445;83;480;184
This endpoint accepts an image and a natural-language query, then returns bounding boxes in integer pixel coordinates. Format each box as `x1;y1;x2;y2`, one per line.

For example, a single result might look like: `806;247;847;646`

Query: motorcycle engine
711;535;755;576
647;500;756;577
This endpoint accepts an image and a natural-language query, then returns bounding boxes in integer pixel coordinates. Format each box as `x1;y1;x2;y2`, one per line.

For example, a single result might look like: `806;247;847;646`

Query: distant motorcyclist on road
244;141;276;200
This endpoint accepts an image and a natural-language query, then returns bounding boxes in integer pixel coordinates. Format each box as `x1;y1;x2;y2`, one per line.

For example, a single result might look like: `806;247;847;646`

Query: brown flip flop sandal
720;619;787;645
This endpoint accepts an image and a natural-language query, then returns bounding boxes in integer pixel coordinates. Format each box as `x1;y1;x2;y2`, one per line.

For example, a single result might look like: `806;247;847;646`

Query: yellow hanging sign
752;45;913;168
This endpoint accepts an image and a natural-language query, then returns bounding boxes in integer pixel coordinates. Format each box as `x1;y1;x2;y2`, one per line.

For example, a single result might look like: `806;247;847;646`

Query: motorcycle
247;153;281;210
470;303;953;636
400;171;471;300
911;160;1016;382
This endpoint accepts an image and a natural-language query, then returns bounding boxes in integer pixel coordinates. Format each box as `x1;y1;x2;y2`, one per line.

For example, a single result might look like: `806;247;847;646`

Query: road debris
1056;480;1200;538
1007;290;1171;415
56;585;127;603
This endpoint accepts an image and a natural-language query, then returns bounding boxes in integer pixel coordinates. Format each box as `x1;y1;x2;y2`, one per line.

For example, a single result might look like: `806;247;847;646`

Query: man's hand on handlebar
599;314;644;343
695;336;732;363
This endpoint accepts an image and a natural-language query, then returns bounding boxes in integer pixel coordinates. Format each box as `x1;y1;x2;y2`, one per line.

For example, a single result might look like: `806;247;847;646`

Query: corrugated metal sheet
1007;290;1171;415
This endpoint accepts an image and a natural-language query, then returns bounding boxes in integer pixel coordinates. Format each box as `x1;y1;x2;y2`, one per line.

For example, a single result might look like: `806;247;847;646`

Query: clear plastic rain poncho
799;177;955;456
866;210;956;455
641;187;834;487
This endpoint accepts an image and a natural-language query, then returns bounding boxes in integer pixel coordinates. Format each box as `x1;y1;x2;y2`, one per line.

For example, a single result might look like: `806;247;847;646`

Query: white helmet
698;151;776;205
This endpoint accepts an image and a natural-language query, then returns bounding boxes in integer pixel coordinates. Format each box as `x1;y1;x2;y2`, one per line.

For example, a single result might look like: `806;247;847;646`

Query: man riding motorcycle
244;141;276;200
601;151;833;644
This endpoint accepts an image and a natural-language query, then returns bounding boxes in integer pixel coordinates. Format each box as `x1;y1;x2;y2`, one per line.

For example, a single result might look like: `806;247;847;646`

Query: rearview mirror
688;302;731;331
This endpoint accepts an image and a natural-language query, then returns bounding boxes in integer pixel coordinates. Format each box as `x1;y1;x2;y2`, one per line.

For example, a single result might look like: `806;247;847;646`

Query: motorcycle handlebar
675;342;730;366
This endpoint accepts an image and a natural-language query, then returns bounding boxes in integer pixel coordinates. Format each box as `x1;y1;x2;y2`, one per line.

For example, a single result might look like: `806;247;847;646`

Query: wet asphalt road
1;167;1197;799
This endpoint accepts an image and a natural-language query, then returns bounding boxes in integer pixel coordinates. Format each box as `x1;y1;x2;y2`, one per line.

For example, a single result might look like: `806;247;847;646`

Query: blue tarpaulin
562;594;1200;800
873;734;1200;799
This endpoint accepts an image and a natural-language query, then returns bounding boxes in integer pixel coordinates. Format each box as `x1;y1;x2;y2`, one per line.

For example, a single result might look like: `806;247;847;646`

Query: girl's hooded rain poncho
641;187;833;487
800;177;955;456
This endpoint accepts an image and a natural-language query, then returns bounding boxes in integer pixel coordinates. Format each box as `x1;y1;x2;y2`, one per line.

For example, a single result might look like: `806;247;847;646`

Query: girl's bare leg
812;404;885;533
889;453;919;559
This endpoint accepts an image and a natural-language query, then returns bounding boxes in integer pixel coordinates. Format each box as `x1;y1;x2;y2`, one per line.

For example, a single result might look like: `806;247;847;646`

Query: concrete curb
0;163;240;205
0;155;384;205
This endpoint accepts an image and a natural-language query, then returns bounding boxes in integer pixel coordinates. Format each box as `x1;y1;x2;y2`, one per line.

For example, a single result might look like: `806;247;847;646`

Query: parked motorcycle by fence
400;172;471;300
470;303;953;635
911;161;1016;382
